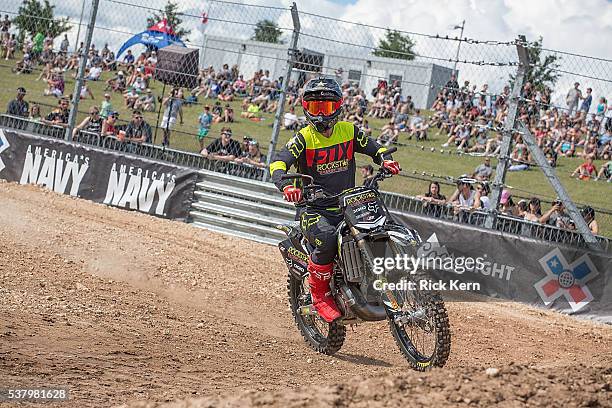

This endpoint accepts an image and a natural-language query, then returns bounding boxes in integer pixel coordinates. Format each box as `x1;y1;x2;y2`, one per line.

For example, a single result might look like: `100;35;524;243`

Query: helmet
301;77;343;133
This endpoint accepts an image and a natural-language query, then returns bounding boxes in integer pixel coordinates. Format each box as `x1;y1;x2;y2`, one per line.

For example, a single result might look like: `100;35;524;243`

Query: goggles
301;99;343;116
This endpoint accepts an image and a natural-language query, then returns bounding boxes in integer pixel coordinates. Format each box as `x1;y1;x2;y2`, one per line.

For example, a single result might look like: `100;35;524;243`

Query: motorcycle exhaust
339;286;387;322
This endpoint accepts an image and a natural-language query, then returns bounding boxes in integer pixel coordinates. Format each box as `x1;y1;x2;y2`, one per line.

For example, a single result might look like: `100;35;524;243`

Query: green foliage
146;1;191;39
13;0;71;42
373;29;417;60
510;36;561;93
252;19;283;44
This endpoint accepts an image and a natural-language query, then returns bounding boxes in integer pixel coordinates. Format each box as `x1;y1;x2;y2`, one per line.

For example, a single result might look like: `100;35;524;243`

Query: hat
146;89;152;93
500;190;511;205
109;111;119;117
104;92;111;98
248;139;259;146
118;71;124;76
17;87;26;94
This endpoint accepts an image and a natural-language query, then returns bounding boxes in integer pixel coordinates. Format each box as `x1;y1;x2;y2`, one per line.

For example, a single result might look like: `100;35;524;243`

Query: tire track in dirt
0;181;610;407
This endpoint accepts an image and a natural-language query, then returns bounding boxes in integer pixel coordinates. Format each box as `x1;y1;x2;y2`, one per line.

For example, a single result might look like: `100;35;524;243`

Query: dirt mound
0;181;610;407
118;364;611;408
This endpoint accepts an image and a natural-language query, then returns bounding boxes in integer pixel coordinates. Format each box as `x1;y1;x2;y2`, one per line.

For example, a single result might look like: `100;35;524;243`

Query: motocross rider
269;77;401;323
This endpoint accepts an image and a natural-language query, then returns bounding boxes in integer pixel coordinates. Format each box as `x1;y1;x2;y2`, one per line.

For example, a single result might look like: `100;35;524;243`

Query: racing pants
299;207;343;265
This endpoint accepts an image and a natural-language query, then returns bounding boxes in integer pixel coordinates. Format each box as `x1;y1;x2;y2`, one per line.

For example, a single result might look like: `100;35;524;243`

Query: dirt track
0;181;610;407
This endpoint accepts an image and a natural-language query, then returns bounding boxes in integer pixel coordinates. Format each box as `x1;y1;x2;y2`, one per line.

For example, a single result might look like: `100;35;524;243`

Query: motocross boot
307;259;341;323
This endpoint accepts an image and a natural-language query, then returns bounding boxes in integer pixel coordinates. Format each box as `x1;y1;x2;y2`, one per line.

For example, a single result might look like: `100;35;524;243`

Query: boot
308;259;341;323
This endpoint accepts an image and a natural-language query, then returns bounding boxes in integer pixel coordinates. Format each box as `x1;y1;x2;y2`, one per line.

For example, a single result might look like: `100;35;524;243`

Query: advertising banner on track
0;130;197;220
392;212;612;322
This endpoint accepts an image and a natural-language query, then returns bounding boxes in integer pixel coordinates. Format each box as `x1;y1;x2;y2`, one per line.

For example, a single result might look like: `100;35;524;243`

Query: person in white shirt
283;106;299;130
86;64;102;81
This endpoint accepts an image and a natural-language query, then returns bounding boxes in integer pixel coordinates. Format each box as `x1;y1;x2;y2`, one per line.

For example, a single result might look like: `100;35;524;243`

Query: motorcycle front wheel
287;272;345;355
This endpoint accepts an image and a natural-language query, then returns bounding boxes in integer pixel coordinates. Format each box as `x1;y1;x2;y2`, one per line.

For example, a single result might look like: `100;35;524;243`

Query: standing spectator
60;34;69;53
4;33;16;60
580;87;592;114
540;199;573;229
100;93;114;119
160;88;184;146
566;82;582;116
197;105;213;151
123;110;152;143
0;15;10;42
101;111;119;137
499;190;519;217
28;104;42;121
445;74;459;91
417;181;447;204
581;206;599;235
473;182;491;210
524;197;542;222
236;139;267;168
360;164;378;190
201;127;241;161
6;87;29;117
449;176;477;208
42;98;70;128
472;157;493;181
72;106;103;139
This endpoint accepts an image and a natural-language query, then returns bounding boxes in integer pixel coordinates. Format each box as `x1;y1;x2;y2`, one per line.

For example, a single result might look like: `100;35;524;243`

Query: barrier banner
393;212;612;322
0;130;197;220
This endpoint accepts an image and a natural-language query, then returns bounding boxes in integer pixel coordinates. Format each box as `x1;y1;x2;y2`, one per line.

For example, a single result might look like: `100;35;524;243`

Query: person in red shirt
571;155;597;180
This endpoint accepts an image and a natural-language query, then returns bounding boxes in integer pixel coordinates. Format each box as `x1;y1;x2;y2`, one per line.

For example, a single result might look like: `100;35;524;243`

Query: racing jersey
270;121;390;208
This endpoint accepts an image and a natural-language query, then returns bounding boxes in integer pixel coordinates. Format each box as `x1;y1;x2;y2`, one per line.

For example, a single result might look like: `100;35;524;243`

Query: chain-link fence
0;0;610;244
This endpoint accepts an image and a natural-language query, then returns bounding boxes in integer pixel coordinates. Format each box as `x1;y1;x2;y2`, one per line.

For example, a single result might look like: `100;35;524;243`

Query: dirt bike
277;149;451;371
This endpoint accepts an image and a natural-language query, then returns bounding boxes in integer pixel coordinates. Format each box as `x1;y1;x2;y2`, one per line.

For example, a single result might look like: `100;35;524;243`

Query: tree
13;0;71;42
252;19;283;44
146;1;190;39
510;36;561;93
373;29;417;60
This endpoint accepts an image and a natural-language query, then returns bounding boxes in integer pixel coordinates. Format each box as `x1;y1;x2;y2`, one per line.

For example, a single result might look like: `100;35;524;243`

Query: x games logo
534;248;599;312
0;130;9;173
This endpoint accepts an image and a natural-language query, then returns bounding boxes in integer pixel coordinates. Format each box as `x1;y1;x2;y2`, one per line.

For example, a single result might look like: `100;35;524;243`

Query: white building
200;34;453;109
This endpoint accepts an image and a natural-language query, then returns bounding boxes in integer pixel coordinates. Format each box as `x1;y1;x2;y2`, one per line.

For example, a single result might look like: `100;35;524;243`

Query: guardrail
1;114;609;251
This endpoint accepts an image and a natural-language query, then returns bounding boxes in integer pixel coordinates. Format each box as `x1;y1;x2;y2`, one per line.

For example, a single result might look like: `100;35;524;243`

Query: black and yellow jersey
269;121;390;207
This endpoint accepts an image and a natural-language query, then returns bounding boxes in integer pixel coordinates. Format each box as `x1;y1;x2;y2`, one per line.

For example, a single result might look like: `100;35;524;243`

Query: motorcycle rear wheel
287;273;345;355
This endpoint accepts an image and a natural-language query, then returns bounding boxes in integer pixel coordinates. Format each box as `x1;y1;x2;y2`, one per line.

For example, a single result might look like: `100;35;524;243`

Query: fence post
263;2;300;182
484;35;528;229
65;0;100;141
517;122;600;250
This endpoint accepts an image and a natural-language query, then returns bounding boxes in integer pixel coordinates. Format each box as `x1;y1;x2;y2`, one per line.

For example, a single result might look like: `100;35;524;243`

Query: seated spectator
42;97;70;128
581;206;599;235
133;89;156;112
101;111;119;137
472;157;493;181
197;105;213;150
120;49;135;70
212;101;223;123
6;87;29;117
223;103;234;123
123;110;152;143
86;63;102;81
184;89;198;106
595;160;612;182
72;106;103;139
201;127;242;161
571;155;597;180
235;139;267;168
408;109;428;141
79;80;95;100
106;71;126;93
12;51;33;75
540;199;573;230
123;87;139;109
241;100;261;120
523;197;542;222
44;71;65;98
283;106;299;131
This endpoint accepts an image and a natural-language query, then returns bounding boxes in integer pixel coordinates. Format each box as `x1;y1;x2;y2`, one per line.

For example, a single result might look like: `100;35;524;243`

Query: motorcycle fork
349;226;400;311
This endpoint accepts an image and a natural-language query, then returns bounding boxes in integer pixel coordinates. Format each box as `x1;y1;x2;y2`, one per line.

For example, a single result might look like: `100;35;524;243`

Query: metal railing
0;114;266;180
1;114;609;251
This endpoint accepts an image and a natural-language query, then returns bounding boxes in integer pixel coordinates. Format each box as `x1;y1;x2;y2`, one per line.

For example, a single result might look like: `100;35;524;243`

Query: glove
382;160;401;175
283;185;302;203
